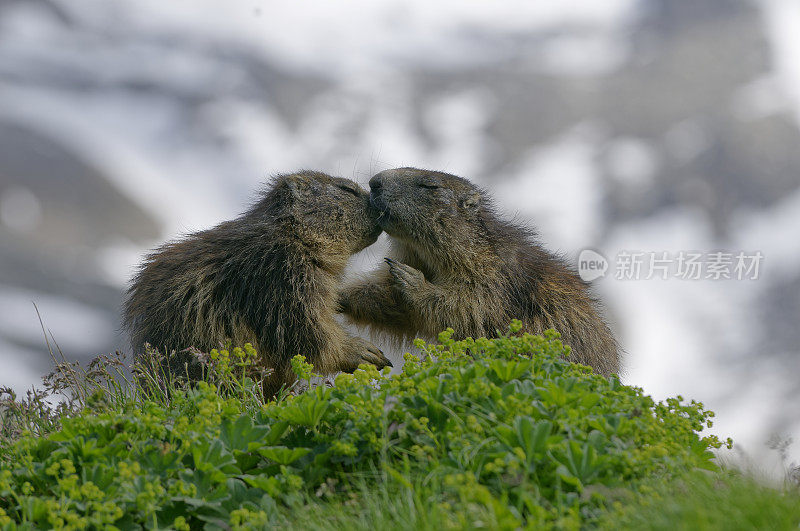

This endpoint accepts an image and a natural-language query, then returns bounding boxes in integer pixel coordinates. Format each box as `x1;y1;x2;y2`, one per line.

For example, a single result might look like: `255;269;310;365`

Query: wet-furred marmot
339;167;619;376
124;171;392;396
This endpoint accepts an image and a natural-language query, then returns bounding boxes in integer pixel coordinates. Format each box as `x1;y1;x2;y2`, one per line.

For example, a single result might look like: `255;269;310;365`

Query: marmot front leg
385;258;425;293
338;272;412;331
339;335;393;373
385;258;463;336
303;317;392;375
385;258;445;305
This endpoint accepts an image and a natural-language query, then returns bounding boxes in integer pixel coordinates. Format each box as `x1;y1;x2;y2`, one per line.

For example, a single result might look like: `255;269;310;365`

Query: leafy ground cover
0;323;797;529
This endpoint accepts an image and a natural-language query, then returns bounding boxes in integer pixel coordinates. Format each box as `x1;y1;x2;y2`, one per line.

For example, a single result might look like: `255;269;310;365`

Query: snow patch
494;125;605;253
0;284;114;353
760;0;800;127
54;0;640;77
604;137;659;186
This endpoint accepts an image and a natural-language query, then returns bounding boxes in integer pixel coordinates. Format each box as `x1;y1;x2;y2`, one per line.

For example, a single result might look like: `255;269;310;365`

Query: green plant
602;468;800;530
0;323;729;529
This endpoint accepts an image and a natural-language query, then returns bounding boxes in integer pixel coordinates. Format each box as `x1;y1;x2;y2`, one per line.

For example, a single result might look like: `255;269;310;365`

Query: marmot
339;167;619;376
124;171;392;396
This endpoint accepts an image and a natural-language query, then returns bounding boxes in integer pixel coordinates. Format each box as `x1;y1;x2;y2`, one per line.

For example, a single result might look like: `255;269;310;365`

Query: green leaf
280;398;330;429
192;439;239;474
514;417;552;463
257;446;311;465
219;415;269;452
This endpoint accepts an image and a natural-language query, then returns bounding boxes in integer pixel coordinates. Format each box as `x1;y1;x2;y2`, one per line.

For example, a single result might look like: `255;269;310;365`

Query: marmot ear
461;191;481;211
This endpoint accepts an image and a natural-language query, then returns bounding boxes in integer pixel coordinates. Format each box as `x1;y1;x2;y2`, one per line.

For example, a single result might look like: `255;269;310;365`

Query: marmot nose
370;168;404;193
369;173;384;194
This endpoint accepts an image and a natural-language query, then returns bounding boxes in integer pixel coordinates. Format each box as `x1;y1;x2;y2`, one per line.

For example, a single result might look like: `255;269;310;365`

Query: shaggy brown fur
124;171;391;396
339;167;620;376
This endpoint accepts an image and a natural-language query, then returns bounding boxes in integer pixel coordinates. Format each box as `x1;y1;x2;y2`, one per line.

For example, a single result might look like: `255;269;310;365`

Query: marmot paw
346;337;393;371
385;257;424;294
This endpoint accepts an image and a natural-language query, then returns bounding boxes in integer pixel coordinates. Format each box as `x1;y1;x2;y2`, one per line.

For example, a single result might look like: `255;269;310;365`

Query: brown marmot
339;167;620;376
123;171;392;396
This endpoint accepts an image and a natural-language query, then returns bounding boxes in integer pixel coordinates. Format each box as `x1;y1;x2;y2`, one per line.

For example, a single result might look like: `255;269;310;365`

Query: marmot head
368;167;485;249
256;171;382;255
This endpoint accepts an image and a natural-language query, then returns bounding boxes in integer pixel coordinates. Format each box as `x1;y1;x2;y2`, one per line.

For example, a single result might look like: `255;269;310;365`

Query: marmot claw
385;257;424;292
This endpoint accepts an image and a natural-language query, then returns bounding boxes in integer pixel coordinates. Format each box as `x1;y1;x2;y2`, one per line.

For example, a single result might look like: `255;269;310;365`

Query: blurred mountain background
1;0;798;469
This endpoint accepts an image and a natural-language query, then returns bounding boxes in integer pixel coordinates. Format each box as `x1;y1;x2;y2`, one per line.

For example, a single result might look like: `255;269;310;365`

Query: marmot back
340;167;620;376
124;171;391;396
